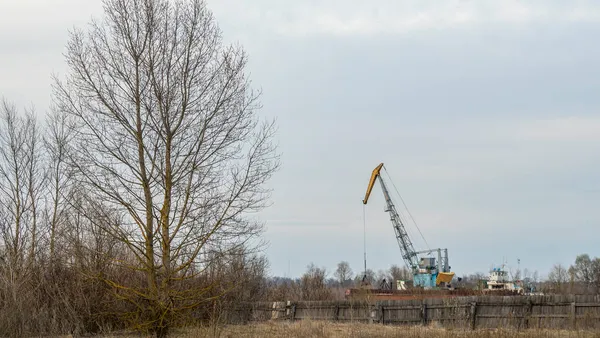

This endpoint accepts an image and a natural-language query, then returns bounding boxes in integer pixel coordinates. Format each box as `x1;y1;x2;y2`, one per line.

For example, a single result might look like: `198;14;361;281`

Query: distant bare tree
521;268;536;290
0;100;45;267
300;263;332;301
532;270;539;283
51;0;279;336
512;267;521;281
591;260;600;293
548;264;569;293
0;99;46;336
522;268;531;280
264;277;302;301
569;254;600;294
334;261;352;287
354;268;376;286
456;272;487;289
571;254;594;285
472;272;487;281
389;264;412;282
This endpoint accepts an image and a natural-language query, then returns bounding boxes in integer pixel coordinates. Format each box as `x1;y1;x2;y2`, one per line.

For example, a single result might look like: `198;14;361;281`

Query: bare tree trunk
24;111;44;268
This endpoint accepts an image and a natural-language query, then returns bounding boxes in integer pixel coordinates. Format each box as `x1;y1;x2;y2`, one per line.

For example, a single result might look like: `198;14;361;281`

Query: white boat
484;265;524;294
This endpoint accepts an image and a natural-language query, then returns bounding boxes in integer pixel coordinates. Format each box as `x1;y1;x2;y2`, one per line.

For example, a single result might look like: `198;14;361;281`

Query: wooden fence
222;295;600;330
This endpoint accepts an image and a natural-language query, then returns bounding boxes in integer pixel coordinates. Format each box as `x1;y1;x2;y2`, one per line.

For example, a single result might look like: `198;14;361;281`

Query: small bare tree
52;0;279;336
548;264;569;294
334;261;352;287
300;264;332;301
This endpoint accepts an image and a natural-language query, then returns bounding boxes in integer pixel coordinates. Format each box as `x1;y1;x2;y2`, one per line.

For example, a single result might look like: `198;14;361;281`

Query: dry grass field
92;321;600;338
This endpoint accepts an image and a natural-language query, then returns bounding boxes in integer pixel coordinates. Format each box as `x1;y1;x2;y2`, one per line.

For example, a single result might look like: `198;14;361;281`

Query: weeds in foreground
93;321;600;338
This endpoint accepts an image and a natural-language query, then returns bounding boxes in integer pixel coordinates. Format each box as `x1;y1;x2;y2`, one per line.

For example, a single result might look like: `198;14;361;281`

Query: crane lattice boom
363;163;419;272
362;162;455;288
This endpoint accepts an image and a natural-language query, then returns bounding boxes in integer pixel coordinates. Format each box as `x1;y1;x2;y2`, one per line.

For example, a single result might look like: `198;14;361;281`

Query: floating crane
362;163;455;289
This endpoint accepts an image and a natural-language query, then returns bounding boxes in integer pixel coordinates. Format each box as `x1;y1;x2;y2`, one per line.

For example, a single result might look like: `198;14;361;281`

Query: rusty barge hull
345;288;522;301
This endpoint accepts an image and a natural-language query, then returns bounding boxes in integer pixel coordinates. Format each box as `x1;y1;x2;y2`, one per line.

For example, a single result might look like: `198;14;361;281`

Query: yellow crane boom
362;163;383;205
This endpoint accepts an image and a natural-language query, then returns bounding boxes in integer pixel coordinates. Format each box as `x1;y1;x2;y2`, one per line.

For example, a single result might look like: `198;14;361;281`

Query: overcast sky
1;0;600;280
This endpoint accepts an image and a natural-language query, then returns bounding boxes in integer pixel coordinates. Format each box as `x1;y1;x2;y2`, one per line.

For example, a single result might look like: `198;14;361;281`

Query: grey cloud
209;0;600;38
1;0;599;278
245;19;600;276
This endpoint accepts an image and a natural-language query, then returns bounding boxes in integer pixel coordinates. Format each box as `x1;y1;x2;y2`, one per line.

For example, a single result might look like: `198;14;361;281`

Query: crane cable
382;165;431;252
363;203;367;279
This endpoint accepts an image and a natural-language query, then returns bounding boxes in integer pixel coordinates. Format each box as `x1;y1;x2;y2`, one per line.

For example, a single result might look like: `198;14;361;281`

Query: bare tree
264;277;303;302
522;268;531;281
334;261;352;287
569;254;600;294
548;264;569;294
512;267;521;281
389;264;412;282
592;260;600;293
51;0;279;336
457;272;487;289
0;100;45;267
0;99;47;336
43;107;75;261
354;268;376;286
300;263;332;301
571;254;594;284
532;270;539;283
570;254;593;293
